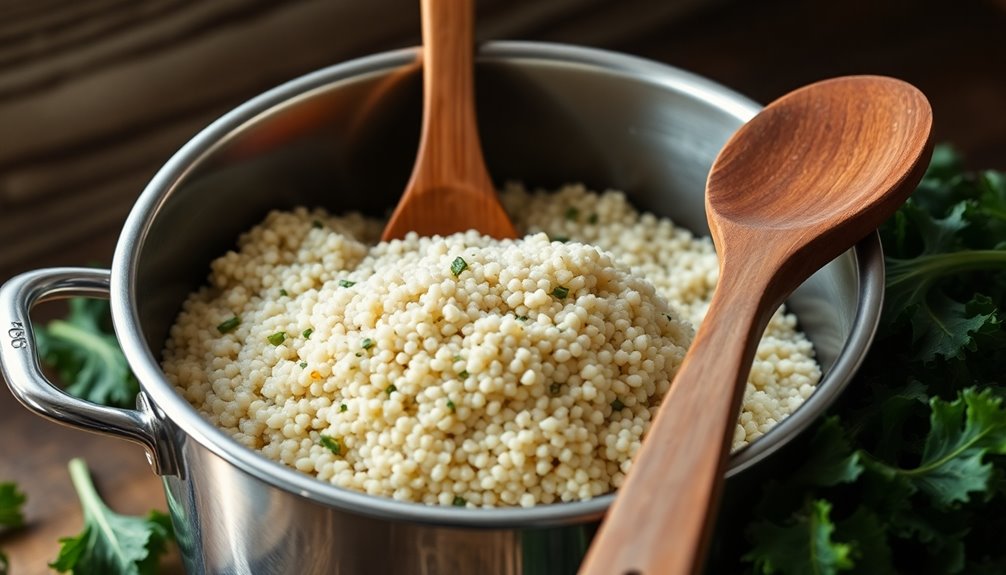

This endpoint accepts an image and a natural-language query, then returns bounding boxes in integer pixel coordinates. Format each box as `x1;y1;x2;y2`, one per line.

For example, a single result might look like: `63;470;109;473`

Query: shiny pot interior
109;42;880;572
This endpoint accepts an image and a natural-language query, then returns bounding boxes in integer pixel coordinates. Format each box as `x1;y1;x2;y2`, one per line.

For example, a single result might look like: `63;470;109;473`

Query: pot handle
0;267;178;476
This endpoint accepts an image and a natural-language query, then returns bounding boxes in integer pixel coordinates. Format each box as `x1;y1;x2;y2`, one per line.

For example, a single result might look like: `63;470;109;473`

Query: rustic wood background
1;0;1004;573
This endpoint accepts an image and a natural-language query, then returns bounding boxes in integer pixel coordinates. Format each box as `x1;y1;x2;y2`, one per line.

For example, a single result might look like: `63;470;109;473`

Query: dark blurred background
1;0;1004;572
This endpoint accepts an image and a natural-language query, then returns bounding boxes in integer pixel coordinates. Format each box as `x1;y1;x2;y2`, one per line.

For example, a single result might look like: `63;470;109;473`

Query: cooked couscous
162;184;821;507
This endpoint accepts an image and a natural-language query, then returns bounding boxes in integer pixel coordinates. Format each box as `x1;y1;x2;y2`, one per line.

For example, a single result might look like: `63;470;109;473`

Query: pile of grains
162;184;821;507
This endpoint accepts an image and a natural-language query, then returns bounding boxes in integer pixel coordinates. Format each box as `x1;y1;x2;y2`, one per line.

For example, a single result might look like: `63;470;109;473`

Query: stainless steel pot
0;42;882;575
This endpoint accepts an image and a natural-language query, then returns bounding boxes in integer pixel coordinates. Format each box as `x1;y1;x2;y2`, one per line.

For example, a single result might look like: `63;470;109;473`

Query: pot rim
111;40;883;528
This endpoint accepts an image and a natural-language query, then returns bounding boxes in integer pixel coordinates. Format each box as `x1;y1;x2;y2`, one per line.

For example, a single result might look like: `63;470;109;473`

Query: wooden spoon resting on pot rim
382;0;516;241
579;76;933;575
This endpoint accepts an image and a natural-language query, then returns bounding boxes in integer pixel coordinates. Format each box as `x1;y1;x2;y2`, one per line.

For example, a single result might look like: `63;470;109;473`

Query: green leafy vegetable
279;289;288;297
745;500;854;575
0;482;26;528
361;338;374;350
302;328;313;339
35;299;139;408
551;286;570;299
452;496;467;507
338;279;355;288
450;256;468;277
50;459;173;575
267;332;286;346
721;147;1006;575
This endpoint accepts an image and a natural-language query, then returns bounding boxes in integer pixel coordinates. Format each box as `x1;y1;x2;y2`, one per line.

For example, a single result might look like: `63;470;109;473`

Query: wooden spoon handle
579;261;778;575
413;0;492;192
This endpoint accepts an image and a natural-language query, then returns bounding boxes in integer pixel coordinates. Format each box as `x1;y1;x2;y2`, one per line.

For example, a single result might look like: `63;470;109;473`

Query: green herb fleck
553;236;570;243
302;328;313;339
361;338;374;350
453;354;463;362
339;404;348;413
551;286;570;299
452;496;467;507
611;398;625;411
385;384;397;395
355;352;362;357
565;207;579;221
588;213;599;224
447;400;456;412
516;315;529;321
319;435;341;455
550;383;562;396
267;332;286;346
458;370;469;379
279;289;288;297
450;256;468;277
217;316;241;334
338;279;356;288
299;361;308;368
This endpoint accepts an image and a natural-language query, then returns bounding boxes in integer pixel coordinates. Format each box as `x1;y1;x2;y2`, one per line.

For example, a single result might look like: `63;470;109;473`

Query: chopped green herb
450;256;468;277
338;279;356;288
553;236;570;243
458;370;469;379
565;207;579;221
279;289;288;297
355;352;362;357
588;213;599;224
551;286;570;299
217;316;241;334
446;400;456;412
452;496;467;507
550;383;562;395
299;361;308;368
302;328;313;339
319;435;341;455
267;332;286;346
611;398;625;411
312;219;324;229
385;384;397;395
453;354;463;362
339;404;348;413
516;315;529;321
361;338;374;350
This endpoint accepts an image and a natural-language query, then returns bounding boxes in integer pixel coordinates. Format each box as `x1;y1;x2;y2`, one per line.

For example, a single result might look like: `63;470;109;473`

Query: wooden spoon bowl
579;75;933;575
381;0;516;241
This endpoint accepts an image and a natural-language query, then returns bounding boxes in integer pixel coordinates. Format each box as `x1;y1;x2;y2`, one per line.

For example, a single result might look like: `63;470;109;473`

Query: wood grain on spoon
381;0;516;241
579;76;933;575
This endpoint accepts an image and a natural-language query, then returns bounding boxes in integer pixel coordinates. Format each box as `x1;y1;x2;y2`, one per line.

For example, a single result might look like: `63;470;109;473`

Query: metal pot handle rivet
0;267;178;476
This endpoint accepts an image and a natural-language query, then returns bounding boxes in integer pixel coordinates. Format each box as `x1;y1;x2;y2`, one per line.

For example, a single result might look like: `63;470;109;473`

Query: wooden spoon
579;76;933;575
381;0;516;241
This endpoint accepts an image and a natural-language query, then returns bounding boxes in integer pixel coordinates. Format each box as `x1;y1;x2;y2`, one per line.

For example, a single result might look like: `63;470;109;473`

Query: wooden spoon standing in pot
382;0;516;241
579;76;933;575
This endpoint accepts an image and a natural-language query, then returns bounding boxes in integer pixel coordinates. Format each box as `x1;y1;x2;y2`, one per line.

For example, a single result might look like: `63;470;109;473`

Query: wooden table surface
2;0;1004;573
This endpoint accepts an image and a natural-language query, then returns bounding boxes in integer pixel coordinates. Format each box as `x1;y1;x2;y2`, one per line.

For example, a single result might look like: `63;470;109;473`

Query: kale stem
67;458;106;521
887;249;1006;288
